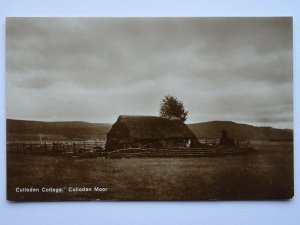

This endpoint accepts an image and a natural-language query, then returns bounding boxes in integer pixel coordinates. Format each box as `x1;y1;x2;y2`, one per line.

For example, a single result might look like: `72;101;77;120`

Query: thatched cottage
105;115;201;151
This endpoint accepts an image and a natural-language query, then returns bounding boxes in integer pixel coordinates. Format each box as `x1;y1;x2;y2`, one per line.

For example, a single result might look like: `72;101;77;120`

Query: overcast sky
6;17;293;128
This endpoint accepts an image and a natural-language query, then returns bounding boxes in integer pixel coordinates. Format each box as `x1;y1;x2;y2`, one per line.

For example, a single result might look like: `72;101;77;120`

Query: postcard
6;17;293;201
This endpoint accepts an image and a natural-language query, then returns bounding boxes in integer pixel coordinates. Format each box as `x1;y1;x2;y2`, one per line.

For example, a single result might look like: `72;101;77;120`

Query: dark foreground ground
7;141;293;201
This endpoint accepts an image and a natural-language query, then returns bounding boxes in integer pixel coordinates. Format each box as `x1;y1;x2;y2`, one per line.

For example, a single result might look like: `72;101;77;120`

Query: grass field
7;141;293;201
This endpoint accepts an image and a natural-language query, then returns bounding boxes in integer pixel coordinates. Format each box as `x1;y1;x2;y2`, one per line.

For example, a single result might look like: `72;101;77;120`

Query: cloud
6;17;293;128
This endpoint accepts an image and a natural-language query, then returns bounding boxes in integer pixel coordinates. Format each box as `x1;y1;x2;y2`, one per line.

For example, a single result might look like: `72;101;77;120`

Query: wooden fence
6;139;252;158
6;140;106;154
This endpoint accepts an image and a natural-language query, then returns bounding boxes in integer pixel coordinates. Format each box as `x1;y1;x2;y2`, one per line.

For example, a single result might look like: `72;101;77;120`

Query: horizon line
6;117;293;130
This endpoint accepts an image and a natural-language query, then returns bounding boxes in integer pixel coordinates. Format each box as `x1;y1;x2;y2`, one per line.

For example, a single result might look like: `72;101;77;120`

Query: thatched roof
107;115;198;140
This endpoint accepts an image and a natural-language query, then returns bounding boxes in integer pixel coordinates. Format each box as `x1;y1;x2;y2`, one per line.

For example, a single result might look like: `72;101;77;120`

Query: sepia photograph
6;17;293;201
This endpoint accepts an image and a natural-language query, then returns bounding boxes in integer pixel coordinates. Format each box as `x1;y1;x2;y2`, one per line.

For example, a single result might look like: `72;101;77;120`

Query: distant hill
7;119;293;141
188;121;293;141
6;119;111;141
